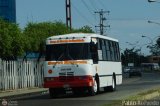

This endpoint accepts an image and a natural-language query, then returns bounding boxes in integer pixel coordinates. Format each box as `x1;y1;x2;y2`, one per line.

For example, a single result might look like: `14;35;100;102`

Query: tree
23;22;93;54
148;38;160;56
23;21;70;60
121;48;147;66
72;25;94;33
23;21;94;61
156;38;160;48
23;21;69;52
0;19;24;60
148;44;160;56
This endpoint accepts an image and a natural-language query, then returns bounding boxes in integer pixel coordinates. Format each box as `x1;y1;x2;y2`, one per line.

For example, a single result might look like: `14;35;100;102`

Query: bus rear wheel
109;74;116;91
104;74;116;92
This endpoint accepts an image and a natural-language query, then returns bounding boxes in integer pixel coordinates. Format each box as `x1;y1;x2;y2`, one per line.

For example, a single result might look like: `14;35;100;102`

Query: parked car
123;67;142;77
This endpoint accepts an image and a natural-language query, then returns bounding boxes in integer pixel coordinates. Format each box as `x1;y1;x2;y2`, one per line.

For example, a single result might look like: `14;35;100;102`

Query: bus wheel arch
104;73;116;92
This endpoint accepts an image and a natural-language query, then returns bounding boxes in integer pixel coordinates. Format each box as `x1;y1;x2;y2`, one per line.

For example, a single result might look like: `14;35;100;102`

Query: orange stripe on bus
48;61;87;65
50;39;84;44
63;61;87;64
48;61;63;65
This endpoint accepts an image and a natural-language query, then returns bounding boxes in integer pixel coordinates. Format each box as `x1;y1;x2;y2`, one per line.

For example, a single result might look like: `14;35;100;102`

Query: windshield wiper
66;45;79;67
53;53;64;68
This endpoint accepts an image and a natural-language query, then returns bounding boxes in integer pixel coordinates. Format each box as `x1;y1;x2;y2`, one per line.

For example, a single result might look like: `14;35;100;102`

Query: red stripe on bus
43;76;93;88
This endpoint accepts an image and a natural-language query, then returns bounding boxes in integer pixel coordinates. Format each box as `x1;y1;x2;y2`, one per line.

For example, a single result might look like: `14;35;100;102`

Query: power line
89;0;99;11
72;2;95;27
81;0;93;15
81;0;97;23
108;18;160;21
96;0;107;11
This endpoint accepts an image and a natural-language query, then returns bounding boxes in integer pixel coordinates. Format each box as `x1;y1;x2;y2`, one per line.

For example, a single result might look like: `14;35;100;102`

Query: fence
0;59;44;91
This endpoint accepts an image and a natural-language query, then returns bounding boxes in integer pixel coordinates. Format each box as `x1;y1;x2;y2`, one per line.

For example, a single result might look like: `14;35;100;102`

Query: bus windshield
45;43;91;61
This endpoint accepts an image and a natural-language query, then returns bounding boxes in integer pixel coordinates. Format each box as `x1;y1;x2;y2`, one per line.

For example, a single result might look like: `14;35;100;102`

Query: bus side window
90;42;98;64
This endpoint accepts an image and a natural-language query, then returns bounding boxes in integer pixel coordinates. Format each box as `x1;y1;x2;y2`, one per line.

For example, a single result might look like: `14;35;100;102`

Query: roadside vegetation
0;19;93;60
121;46;160;70
103;88;160;106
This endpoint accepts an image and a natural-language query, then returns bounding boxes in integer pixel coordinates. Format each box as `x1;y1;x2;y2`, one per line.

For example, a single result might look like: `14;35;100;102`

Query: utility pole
95;9;110;35
66;0;72;31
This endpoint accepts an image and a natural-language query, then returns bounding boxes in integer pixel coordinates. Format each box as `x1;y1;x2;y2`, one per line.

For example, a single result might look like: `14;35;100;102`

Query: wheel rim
93;80;97;93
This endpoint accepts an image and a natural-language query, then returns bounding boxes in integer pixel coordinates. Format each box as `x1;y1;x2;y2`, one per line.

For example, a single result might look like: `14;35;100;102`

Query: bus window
98;39;102;50
102;39;107;60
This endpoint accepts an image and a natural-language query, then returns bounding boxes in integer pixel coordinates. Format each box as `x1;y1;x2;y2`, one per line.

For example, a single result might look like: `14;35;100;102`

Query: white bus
44;33;122;97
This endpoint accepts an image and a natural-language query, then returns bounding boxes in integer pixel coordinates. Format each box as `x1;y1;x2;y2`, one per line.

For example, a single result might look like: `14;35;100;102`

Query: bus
44;33;122;97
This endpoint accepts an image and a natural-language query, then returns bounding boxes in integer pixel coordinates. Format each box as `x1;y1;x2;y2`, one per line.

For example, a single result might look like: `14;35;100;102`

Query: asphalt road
13;72;160;106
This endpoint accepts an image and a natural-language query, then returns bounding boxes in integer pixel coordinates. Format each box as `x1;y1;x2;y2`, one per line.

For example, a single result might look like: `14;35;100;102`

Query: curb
0;88;48;100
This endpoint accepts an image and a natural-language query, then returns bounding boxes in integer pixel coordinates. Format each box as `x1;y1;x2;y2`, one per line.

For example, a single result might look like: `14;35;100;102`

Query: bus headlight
48;69;53;74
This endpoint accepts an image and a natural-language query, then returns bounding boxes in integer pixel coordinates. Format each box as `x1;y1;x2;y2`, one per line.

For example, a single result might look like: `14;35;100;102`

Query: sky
16;0;160;55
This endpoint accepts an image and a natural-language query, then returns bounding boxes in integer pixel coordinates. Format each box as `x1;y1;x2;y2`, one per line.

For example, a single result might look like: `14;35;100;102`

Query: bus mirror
90;42;98;64
90;42;97;52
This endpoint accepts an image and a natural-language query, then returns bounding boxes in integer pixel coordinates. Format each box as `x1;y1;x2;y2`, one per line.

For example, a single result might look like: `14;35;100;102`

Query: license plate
63;84;70;88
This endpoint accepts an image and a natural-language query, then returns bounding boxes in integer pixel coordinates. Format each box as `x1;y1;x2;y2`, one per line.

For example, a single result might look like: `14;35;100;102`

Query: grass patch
102;88;160;106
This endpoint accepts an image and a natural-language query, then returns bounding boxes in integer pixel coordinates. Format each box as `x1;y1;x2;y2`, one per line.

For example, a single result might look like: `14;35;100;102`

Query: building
148;56;160;63
0;0;16;22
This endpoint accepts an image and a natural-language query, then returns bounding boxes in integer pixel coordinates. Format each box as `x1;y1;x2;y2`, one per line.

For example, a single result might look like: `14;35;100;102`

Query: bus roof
47;33;118;42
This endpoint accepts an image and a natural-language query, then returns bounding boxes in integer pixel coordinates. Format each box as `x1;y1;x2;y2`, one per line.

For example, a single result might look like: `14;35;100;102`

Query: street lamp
148;0;160;3
148;0;156;2
148;20;160;26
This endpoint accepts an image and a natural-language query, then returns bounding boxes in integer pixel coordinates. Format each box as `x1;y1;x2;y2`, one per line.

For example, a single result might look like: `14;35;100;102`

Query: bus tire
106;74;116;92
73;88;84;96
88;78;99;96
49;88;59;98
110;74;116;91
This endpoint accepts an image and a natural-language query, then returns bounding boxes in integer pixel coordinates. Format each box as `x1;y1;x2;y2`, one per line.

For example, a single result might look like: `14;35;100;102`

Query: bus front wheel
88;79;99;96
49;88;59;98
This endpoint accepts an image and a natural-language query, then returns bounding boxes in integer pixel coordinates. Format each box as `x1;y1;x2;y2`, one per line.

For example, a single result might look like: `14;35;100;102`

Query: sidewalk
0;88;48;99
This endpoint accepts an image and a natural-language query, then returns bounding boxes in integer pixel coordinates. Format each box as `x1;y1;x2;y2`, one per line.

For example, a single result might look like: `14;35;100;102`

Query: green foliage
23;21;69;53
23;22;94;53
72;25;94;33
0;19;24;59
0;19;94;60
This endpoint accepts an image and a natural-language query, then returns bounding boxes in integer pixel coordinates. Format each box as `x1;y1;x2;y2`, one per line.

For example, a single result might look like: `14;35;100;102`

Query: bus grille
59;72;74;81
